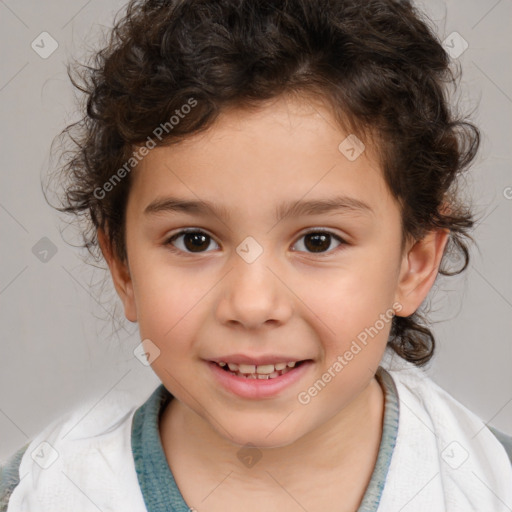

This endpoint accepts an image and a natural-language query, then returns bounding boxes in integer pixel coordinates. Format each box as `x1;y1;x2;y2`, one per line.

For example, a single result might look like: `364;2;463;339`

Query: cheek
308;265;396;330
297;260;397;371
130;260;205;347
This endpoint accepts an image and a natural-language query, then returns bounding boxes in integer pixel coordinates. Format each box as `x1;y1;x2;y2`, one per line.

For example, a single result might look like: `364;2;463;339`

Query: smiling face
100;94;448;449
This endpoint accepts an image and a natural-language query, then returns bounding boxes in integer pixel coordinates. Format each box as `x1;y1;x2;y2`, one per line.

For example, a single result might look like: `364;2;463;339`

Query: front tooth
256;364;276;375
274;363;287;371
238;364;256;374
228;363;239;371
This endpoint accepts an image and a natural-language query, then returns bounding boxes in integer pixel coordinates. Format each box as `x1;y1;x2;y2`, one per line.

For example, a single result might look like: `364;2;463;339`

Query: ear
97;228;138;322
394;228;450;317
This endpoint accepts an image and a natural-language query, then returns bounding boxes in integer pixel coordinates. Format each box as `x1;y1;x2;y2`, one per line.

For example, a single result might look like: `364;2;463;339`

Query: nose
215;251;293;330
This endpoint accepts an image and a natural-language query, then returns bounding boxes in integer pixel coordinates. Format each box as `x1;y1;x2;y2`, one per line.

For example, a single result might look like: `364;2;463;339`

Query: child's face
103;94;446;448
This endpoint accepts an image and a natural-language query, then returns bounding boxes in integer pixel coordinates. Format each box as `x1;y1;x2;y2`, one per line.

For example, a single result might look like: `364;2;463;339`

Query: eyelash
164;228;348;257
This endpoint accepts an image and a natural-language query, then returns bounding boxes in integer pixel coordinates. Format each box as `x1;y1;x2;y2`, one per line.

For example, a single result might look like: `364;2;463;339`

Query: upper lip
208;354;310;366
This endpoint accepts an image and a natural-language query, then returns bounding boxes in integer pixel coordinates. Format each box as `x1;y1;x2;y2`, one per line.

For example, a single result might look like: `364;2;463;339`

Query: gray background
0;0;511;460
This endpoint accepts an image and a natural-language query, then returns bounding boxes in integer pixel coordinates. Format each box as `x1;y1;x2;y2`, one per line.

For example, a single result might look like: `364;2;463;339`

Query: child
1;0;511;510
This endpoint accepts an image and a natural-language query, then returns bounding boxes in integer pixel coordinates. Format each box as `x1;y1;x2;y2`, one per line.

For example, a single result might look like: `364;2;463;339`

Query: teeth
219;361;300;373
255;364;275;375
215;360;306;380
238;364;256;373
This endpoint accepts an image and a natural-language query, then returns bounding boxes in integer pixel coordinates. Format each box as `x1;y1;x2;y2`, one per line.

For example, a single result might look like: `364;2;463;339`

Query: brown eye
293;230;345;254
166;230;219;253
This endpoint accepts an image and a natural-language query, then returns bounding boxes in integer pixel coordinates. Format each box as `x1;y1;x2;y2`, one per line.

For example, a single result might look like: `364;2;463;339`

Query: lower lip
207;360;313;399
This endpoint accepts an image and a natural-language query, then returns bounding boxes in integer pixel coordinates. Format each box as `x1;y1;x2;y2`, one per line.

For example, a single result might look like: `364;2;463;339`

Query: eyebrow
143;194;374;222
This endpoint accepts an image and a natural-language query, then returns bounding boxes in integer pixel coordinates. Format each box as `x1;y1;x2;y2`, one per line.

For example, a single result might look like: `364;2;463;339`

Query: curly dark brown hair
47;0;480;367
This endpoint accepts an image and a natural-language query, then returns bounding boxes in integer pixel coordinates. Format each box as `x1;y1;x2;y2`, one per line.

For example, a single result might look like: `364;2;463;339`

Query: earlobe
97;229;138;322
394;228;450;317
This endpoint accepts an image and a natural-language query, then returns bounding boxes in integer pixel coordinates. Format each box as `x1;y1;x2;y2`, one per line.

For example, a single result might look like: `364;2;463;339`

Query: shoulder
382;360;512;469
488;425;512;465
0;443;30;512
0;388;150;511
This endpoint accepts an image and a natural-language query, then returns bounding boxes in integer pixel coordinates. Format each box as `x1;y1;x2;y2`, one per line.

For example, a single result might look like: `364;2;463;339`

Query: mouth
212;359;311;380
207;358;314;399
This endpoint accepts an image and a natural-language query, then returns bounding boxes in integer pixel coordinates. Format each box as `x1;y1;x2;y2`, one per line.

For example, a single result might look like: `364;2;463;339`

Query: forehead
129;95;397;221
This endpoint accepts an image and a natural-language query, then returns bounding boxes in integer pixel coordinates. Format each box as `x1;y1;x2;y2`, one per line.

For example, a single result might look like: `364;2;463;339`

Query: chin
225;426;304;451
